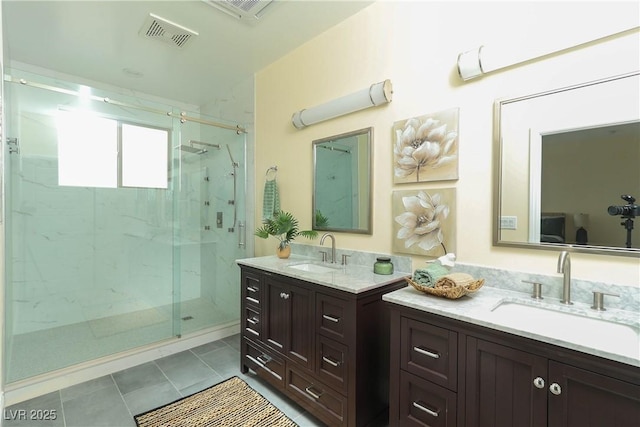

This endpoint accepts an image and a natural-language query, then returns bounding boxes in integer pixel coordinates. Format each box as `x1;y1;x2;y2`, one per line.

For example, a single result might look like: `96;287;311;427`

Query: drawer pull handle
322;356;341;367
305;385;324;400
246;297;259;304
322;314;340;323
247;286;259;293
245;328;259;336
246;355;282;381
280;292;290;299
247;317;259;325
413;346;440;359
413;401;439;418
267;338;283;349
246;354;262;366
256;354;272;365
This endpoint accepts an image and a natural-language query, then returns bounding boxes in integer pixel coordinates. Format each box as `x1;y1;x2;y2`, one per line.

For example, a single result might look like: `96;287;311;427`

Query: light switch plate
500;216;517;230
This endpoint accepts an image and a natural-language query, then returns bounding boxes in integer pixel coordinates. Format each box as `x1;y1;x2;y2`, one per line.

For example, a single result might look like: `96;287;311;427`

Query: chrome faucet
557;251;572;305
320;233;336;263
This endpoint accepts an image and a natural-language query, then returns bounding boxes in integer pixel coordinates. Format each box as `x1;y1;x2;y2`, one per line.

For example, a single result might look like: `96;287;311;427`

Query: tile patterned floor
3;334;324;427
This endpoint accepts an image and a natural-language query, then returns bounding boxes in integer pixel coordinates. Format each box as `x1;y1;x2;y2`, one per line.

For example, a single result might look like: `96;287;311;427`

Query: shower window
121;123;168;189
57;111;118;188
57;111;169;189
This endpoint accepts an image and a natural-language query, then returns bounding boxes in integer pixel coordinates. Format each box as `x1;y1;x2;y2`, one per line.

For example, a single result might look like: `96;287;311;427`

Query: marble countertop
236;255;411;294
383;285;640;368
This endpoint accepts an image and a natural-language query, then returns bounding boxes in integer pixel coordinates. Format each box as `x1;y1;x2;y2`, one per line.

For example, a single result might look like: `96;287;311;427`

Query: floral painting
393;108;459;183
392;188;456;256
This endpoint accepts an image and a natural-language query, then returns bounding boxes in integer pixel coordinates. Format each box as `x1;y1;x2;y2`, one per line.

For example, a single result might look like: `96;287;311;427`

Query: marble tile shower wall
9;156;202;335
5;68;247;340
179;142;244;314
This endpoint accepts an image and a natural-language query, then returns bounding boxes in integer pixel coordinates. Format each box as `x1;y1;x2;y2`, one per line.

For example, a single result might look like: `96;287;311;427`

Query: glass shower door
3;68;246;384
3;70;178;383
175;118;245;336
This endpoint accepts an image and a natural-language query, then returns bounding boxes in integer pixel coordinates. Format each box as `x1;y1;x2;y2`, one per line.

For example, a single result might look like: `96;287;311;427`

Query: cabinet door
548;360;640;427
264;275;313;368
289;283;312;367
466;337;547;427
265;277;289;352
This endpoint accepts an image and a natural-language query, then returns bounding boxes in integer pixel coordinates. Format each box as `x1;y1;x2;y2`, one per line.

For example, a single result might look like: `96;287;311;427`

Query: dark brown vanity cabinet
388;304;640;427
240;265;405;426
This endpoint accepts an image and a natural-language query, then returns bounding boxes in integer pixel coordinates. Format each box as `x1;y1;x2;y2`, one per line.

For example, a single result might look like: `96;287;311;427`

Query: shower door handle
238;221;245;248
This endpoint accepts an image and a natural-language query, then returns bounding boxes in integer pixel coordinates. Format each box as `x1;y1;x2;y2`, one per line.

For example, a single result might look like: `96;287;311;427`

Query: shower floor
6;297;237;383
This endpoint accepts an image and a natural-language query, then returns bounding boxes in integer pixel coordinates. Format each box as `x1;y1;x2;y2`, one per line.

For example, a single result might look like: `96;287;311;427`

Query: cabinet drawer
317;335;348;394
243;337;285;389
244;277;261;307
244;306;261;339
287;365;347;426
398;370;457;427
317;293;351;343
401;317;457;391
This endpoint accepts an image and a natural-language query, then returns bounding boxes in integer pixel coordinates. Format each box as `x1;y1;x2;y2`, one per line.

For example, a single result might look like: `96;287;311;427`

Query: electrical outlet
500;216;517;230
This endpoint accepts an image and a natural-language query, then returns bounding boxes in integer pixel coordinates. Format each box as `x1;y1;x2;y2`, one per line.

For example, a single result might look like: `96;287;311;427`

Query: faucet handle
319;251;328;263
591;291;619;311
341;254;350;265
522;280;544;299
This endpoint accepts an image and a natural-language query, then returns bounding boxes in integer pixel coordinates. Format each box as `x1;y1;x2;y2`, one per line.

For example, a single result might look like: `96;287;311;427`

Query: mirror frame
493;71;640;258
312;127;373;234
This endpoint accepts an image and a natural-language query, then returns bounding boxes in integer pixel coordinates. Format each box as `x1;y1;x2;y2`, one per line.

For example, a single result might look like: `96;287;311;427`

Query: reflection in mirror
313;128;372;234
494;72;640;256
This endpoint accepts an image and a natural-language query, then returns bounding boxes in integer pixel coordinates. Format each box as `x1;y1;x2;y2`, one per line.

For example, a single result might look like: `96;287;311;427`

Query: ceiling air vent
202;0;275;23
139;13;199;49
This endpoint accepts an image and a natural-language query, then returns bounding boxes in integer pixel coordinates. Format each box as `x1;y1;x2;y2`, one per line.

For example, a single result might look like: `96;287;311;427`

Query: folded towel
262;179;280;221
412;263;449;288
435;272;485;289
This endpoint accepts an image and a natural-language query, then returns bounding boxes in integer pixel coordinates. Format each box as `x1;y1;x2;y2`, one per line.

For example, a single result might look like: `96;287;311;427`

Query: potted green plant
255;210;318;258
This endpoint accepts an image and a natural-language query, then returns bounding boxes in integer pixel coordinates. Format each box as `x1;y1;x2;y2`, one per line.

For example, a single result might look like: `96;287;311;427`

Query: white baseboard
3;322;240;407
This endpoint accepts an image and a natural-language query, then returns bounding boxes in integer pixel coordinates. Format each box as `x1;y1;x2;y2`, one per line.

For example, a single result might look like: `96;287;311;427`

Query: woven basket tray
407;276;485;299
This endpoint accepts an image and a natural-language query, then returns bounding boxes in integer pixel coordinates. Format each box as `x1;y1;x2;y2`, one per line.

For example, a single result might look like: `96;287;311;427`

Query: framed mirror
313;127;372;234
494;72;640;257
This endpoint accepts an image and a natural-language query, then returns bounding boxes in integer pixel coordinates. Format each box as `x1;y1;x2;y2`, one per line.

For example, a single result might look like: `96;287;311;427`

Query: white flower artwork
393;108;459;183
392;188;456;256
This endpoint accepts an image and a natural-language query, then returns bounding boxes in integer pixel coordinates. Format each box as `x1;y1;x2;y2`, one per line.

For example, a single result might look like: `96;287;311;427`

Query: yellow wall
255;1;640;287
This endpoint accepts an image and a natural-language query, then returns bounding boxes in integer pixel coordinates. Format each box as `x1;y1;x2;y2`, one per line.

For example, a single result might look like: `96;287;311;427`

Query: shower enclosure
2;67;247;384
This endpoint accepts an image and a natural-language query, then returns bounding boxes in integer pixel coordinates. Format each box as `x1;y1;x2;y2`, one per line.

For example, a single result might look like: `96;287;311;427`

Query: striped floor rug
134;376;298;427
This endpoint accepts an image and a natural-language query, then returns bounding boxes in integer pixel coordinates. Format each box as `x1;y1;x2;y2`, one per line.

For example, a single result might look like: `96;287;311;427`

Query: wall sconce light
291;79;392;129
456;24;639;81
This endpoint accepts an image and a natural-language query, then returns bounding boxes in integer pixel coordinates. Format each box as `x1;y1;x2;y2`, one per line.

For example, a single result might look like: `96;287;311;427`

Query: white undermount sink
488;300;640;360
287;263;337;274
